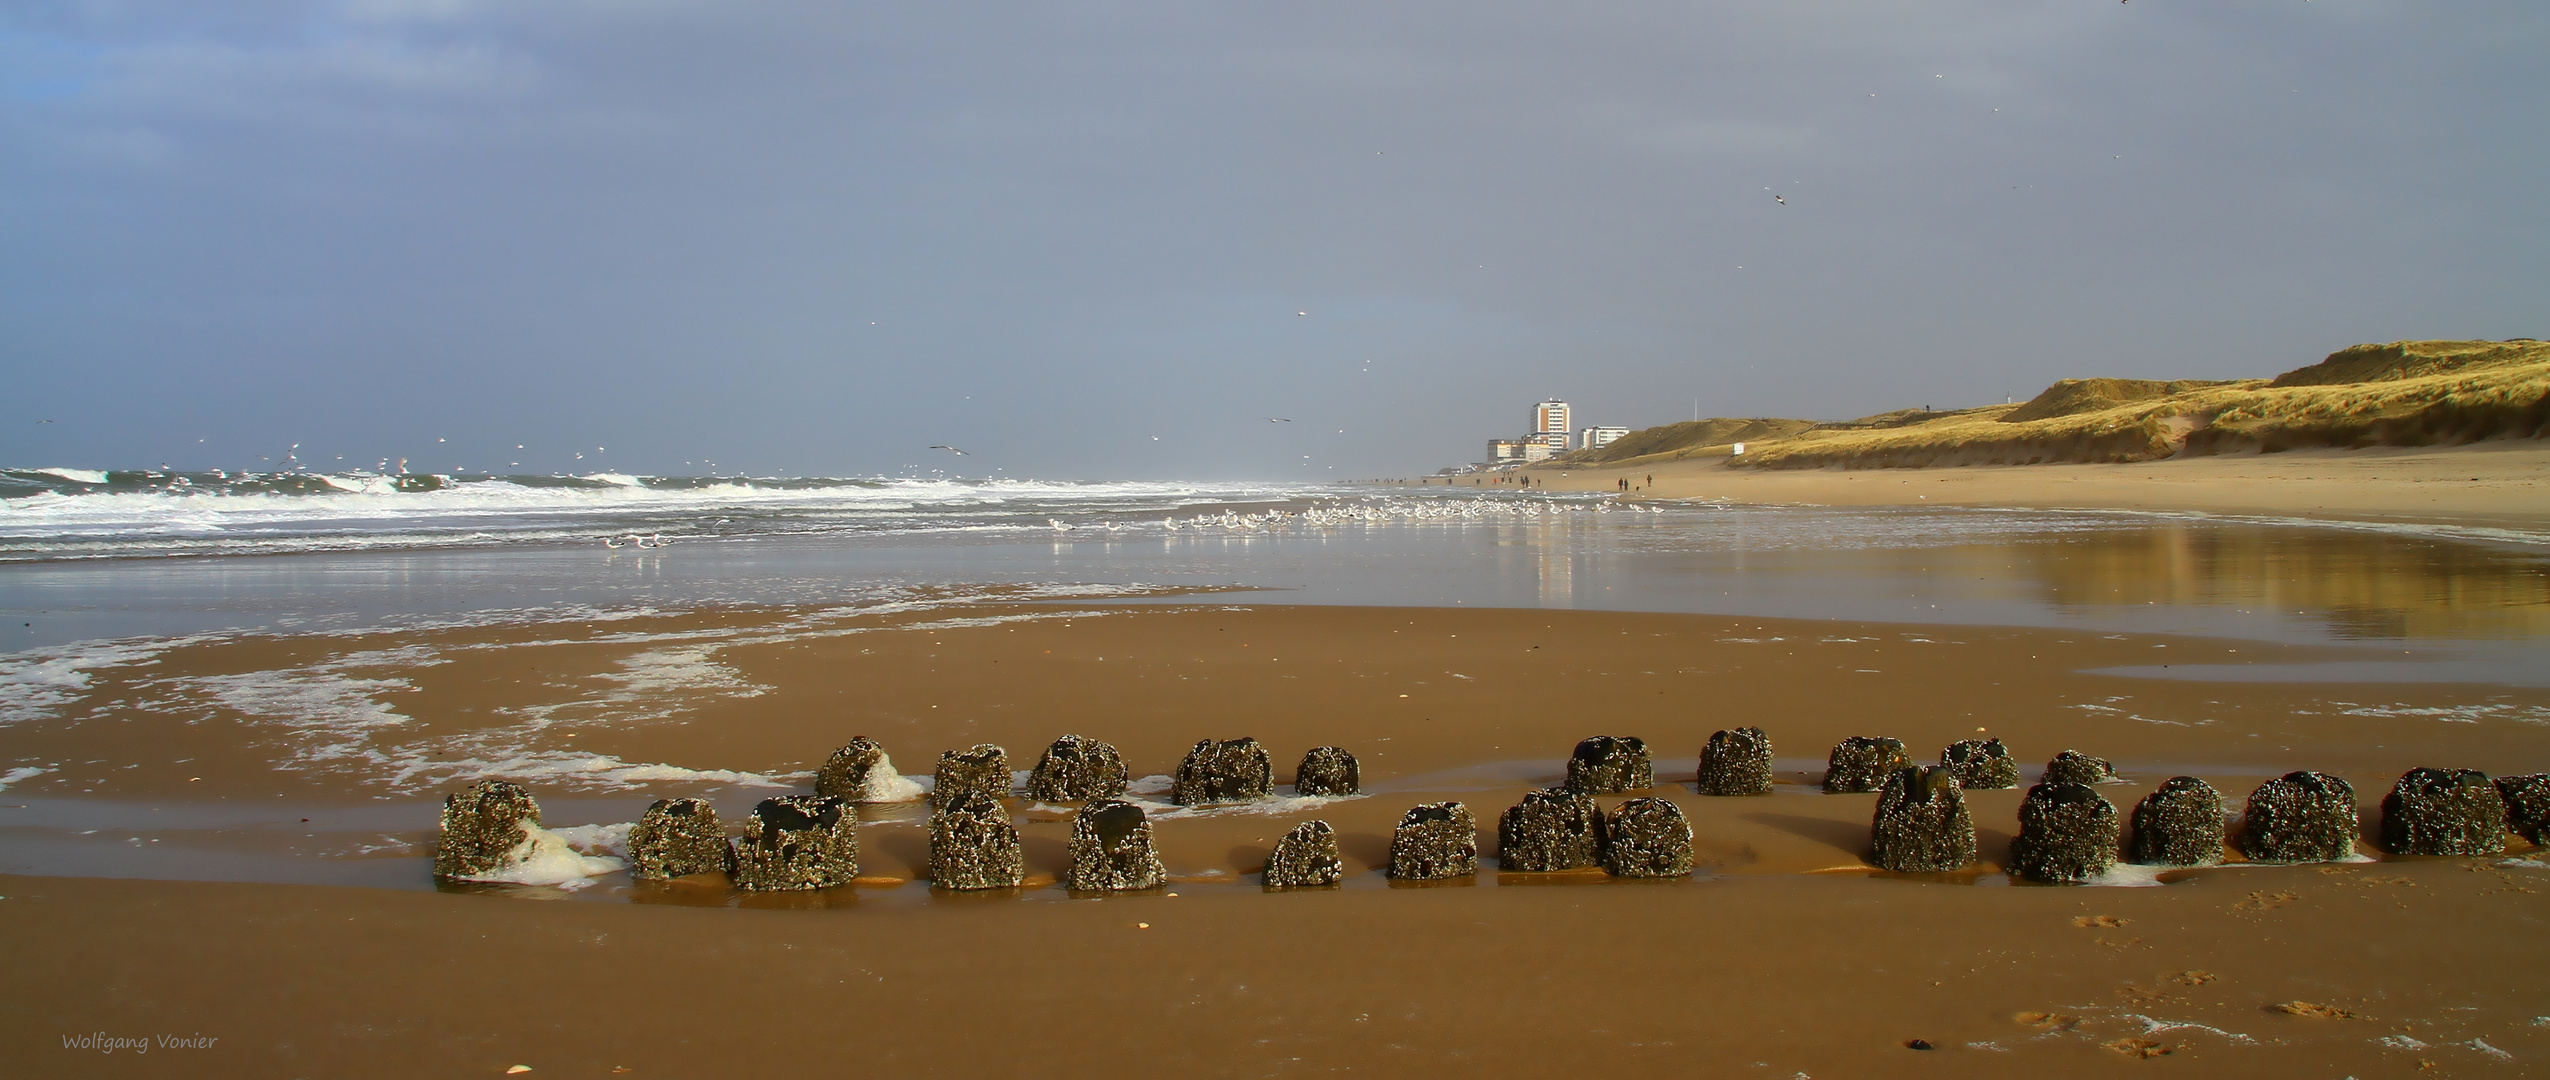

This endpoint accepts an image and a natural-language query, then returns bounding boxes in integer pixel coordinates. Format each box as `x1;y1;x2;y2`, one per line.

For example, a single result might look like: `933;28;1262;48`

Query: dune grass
1574;340;2548;472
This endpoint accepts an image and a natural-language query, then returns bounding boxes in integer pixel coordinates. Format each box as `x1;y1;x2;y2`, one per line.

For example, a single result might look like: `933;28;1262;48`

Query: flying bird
1262;417;1292;423
1296;311;1307;316
1774;195;1786;205
929;445;970;455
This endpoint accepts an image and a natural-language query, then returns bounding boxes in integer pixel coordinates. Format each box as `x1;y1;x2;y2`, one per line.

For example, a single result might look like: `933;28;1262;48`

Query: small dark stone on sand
2238;771;2359;863
1390;801;1479;880
2498;774;2550;844
1940;738;2020;790
1871;766;1976;873
1497;787;1605;871
1172;737;1274;805
2042;749;2116;788
1824;737;1910;794
2011;782;2120;883
2381;767;2507;856
1026;734;1128;803
1603;797;1694;878
628;797;733;880
731;795;858;891
815;736;906;803
434;780;541;881
2129;776;2225;866
1263;820;1344;888
1696;727;1774;796
1905;1040;1934;1051
1293;746;1361;797
931;744;1012;811
929;790;1025;889
1565;735;1652;794
1066;799;1165;891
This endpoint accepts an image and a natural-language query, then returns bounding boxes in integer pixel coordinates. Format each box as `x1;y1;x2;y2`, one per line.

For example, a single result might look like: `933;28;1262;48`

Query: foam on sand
862;765;926;803
0;638;183;727
384;750;802;793
0;766;51;792
452;821;627;889
543;822;633;855
2080;862;2173;888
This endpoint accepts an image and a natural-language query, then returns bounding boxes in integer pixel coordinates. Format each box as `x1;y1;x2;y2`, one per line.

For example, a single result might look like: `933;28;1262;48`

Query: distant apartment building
1488;438;1561;465
1532;400;1572;450
1482;400;1600;467
1577;426;1629;450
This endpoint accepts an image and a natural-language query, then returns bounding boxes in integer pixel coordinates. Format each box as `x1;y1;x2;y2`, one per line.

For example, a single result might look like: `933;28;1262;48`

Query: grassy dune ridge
1560;340;2549;471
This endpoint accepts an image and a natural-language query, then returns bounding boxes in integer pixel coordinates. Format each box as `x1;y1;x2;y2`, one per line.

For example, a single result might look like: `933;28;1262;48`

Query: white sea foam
32;467;108;485
454;821;625;889
1125;790;1369;821
861;767;927;803
2118;1014;2255;1045
178;654;428;765
387;751;802;792
544;821;633;855
317;474;403;495
0;638;179;726
2081;863;2174;887
0;766;50;791
595;645;767;707
2329;701;2550;725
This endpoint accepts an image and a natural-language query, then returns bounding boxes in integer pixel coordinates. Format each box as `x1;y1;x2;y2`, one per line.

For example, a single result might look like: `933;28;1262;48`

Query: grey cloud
1;0;2542;478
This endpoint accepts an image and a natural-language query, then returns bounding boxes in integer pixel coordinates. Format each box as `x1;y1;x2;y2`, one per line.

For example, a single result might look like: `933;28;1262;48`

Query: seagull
1774;195;1786;205
929;445;970;455
1262;417;1292;423
1296;311;1307;317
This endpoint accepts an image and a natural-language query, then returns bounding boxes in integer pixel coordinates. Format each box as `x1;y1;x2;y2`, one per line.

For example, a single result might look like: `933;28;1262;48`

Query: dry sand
4;603;2546;1076
1440;441;2550;531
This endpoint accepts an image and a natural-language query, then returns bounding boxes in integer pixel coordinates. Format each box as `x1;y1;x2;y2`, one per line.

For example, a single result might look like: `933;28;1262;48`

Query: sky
3;0;2544;480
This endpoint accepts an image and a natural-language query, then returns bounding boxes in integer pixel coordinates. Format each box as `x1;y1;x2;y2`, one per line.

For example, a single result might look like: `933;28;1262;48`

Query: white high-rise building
1532;400;1571;450
1577;426;1629;450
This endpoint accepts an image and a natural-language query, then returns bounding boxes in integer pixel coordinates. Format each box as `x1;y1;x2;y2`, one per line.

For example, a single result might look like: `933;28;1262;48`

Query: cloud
0;0;2542;477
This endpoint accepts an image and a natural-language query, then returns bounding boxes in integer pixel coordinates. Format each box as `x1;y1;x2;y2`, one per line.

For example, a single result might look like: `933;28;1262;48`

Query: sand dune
1549;339;2548;474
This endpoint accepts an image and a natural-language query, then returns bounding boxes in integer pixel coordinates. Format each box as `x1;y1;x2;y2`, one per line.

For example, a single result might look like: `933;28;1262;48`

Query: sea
4;465;2547;664
3;464;2547;891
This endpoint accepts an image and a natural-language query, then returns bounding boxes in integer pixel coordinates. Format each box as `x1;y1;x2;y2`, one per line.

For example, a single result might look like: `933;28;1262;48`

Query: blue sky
3;0;2543;478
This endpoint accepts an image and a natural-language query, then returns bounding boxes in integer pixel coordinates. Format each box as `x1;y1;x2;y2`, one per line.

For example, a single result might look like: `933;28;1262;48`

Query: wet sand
3;602;2546;1075
1455;442;2550;531
11;854;2546;1078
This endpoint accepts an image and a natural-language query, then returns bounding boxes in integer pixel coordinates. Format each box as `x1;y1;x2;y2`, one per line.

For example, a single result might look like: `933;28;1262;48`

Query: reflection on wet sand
2008;522;2550;640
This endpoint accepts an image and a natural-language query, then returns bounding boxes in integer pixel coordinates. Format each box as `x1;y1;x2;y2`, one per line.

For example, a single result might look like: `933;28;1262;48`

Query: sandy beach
4;600;2545;1076
1446;442;2550;532
11;0;2543;1074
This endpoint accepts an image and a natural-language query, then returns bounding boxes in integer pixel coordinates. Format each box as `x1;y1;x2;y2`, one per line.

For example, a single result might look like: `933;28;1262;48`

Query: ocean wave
0;470;1616;562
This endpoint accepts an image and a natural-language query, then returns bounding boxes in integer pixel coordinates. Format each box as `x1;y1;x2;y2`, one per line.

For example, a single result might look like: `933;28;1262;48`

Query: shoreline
1405;441;2550;533
3;602;2547;1074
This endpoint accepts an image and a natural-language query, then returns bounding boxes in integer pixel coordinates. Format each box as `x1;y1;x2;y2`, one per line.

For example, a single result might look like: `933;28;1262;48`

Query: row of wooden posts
431;730;2550;892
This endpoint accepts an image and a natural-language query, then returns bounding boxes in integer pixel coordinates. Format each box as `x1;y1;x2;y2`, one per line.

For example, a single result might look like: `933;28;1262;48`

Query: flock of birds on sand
1056;497;1671;534
603;498;1662;547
